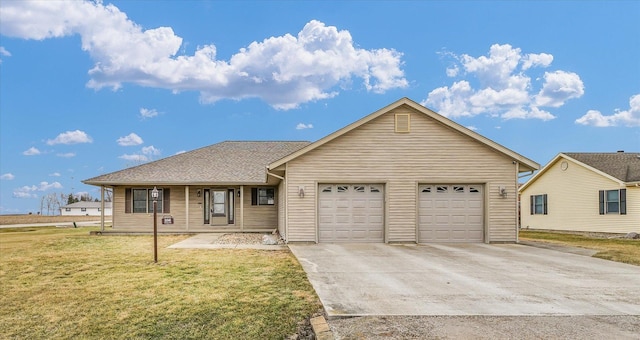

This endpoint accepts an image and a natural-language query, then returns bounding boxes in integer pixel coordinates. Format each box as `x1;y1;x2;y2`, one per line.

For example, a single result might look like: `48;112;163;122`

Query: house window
81;208;87;212
530;194;548;215
599;189;626;215
251;188;275;206
65;208;71;212
130;188;166;213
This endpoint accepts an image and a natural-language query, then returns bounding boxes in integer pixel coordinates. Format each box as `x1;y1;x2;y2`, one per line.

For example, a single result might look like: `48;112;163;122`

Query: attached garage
418;184;484;243
318;184;384;242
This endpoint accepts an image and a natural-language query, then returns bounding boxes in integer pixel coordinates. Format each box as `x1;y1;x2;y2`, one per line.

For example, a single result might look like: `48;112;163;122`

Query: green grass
519;230;640;266
0;227;321;339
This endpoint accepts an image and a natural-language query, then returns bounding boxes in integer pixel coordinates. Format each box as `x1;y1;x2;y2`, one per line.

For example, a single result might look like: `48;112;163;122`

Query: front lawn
519;230;640;266
0;227;321;339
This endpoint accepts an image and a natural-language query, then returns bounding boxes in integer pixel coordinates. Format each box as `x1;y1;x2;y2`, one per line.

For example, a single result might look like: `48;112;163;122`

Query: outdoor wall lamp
298;186;305;198
196;189;201;197
499;186;507;198
237;190;241;197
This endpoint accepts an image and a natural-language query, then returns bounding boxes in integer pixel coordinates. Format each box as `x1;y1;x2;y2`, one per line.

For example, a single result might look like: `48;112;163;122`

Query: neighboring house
83;97;539;243
519;152;640;234
60;201;112;216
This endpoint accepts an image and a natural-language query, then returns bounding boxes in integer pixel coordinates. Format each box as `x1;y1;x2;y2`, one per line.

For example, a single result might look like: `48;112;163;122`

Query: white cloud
534;70;584;107
466;126;478;131
12;181;63;198
49;172;61;177
47;130;92;145
1;173;15;180
117;132;144;146
422;44;583;121
296;123;314;130
575;94;640;127
142;145;160;155
119;154;149;162
56;152;76;158
23;147;41;155
139;108;159;119
0;46;10;63
0;1;407;109
175;150;186;155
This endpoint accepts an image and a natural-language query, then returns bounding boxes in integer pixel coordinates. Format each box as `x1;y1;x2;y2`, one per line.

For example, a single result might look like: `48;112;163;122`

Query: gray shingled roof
83;141;310;185
565;152;640;182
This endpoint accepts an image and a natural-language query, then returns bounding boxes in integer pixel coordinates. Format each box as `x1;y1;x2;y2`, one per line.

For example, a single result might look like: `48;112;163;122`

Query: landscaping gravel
213;232;285;245
327;315;640;339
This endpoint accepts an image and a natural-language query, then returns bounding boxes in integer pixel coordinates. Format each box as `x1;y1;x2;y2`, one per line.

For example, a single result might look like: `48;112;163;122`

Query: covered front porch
94;184;279;233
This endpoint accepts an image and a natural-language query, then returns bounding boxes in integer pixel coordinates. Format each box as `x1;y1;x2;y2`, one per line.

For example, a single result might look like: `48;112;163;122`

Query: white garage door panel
419;184;484;243
318;184;384;243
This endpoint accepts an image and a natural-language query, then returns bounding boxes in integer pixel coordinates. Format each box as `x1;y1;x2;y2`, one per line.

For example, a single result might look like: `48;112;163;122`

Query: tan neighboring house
60;201;112;216
84;97;539;243
519;152;640;234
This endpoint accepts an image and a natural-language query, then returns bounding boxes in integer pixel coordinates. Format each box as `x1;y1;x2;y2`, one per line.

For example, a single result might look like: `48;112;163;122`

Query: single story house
84;97;539;243
60;201;112;216
519;152;639;234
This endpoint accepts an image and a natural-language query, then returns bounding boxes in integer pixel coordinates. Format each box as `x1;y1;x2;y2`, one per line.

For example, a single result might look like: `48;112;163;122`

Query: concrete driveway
288;243;640;317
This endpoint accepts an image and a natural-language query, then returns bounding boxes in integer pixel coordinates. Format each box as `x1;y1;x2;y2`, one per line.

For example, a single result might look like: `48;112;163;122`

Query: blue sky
1;1;638;214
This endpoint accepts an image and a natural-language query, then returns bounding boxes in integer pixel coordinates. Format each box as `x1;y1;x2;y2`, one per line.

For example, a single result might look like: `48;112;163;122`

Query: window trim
599;189;626;215
251;187;275;206
530;194;548;215
127;188;169;214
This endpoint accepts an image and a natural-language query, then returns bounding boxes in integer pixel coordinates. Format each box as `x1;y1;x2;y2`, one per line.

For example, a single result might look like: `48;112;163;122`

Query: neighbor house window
81;208;87;212
251;188;275;205
65;208;71;212
599;189;626;215
126;188;170;214
530;194;548;215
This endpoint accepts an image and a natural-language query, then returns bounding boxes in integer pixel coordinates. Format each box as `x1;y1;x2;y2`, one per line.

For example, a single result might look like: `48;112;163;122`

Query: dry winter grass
0;227;321;339
0;214;104;225
519;230;640;266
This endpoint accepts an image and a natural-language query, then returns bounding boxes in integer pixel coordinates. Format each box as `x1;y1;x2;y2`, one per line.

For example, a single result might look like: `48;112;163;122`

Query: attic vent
395;113;410;133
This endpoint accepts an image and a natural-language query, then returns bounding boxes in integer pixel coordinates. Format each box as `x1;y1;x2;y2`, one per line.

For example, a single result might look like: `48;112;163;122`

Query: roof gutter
518;170;535;179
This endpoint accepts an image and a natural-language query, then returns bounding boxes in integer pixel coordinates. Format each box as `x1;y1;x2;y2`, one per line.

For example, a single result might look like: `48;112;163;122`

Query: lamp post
151;186;159;263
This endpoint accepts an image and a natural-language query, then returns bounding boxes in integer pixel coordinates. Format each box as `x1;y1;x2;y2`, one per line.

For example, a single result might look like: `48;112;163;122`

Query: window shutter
164;188;170;213
530;195;534;215
125;188;131;213
620;189;626;215
598;190;605;215
251;188;258;205
543;194;548;215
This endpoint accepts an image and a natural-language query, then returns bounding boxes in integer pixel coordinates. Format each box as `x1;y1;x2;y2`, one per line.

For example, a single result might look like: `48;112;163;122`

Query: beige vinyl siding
521;158;639;233
242;187;279;230
112;186;188;232
285;105;518;243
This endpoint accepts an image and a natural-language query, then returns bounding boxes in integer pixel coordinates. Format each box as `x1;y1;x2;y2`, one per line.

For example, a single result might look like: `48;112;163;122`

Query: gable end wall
284;106;519;242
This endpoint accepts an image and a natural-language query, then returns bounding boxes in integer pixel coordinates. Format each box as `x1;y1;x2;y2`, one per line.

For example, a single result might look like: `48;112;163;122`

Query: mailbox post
151;186;159;263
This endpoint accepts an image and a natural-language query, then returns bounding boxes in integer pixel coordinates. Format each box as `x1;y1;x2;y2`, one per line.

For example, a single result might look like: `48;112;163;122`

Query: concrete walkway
168;233;288;250
289;243;640;317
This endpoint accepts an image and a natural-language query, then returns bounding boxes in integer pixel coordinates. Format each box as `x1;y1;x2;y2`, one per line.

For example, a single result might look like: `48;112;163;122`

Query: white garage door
418;184;484;243
318;184;384;243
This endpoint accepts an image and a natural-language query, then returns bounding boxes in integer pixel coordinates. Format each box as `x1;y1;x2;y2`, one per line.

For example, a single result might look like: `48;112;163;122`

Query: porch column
185;186;189;231
240;185;244;230
100;186;105;232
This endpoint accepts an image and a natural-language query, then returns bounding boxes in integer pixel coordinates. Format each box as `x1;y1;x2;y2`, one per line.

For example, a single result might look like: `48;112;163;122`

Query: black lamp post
151;186;159;263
